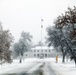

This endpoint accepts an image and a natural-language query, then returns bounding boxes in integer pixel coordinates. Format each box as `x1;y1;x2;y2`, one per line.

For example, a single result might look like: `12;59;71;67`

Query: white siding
24;46;55;58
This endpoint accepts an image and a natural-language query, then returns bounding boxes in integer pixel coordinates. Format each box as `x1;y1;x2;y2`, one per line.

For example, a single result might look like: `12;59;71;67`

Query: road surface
2;61;57;75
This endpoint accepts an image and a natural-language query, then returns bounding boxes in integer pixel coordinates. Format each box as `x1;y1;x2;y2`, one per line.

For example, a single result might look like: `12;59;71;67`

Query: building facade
24;46;55;58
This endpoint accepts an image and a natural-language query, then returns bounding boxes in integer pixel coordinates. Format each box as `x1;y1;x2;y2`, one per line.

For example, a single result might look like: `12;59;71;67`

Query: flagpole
41;18;43;58
41;20;42;46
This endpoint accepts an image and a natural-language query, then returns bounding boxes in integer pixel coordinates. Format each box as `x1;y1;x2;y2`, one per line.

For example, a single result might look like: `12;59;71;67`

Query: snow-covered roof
32;46;54;50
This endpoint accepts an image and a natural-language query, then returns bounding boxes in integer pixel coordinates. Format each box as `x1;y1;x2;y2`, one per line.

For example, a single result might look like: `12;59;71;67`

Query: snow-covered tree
13;31;32;63
0;23;13;64
46;26;68;63
54;6;76;66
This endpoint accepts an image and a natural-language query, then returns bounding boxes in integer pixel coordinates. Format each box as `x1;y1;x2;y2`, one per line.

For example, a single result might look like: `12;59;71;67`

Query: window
34;50;36;52
37;54;39;57
45;54;47;57
42;50;43;52
37;50;39;52
26;54;27;56
34;54;36;56
49;50;50;52
45;50;47;52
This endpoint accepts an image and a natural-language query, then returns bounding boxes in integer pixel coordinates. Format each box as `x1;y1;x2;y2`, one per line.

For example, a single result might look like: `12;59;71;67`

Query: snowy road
2;61;57;75
28;62;57;75
1;58;76;75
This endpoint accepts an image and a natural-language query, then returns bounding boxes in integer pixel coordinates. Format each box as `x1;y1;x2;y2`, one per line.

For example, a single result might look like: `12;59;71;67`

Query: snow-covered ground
44;58;76;75
0;58;42;74
0;57;76;75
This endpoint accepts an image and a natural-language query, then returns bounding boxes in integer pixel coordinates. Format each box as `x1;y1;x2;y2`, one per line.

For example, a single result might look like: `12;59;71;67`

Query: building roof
32;46;54;50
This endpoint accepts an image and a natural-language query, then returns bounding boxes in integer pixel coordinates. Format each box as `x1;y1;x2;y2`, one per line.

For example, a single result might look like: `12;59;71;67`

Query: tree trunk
19;54;22;63
62;52;66;63
74;59;76;67
0;58;3;65
66;56;68;62
19;58;22;63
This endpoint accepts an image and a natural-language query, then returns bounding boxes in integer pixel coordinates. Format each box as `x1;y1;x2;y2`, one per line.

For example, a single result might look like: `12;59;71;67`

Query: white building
24;46;55;58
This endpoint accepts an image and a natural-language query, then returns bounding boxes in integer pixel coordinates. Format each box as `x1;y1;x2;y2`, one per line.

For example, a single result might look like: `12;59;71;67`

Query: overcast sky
0;0;76;44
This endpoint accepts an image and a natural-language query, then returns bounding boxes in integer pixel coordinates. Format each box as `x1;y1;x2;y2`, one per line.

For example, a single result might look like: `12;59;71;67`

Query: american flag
41;19;43;28
41;19;44;22
41;25;43;28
